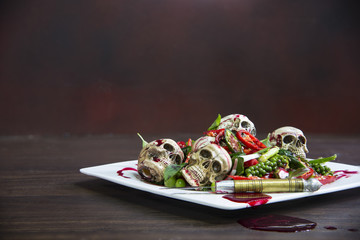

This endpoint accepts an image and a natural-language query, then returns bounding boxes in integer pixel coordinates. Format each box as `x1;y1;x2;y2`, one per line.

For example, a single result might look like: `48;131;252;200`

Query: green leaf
278;149;306;169
164;163;187;187
137;133;148;148
181;146;192;158
260;135;271;147
207;114;222;131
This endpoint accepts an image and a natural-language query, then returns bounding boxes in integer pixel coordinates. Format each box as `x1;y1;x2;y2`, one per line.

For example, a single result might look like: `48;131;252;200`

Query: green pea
175;178;186;188
164;176;177;187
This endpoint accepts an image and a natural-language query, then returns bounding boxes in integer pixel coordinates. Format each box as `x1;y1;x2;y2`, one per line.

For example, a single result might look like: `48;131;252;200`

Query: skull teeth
182;166;205;187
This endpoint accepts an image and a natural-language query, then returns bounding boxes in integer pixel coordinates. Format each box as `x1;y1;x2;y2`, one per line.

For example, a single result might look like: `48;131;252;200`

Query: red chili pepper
244;159;259;168
186;138;192;147
204;129;225;137
214;129;225;144
227;175;262;180
315;175;337;185
297;168;314;180
236;130;267;151
243;148;259;154
177;141;186;148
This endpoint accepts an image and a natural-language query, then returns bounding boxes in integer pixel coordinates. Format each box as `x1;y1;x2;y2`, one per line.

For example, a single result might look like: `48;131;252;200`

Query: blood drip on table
238;214;317;232
324;226;337;230
222;193;272;207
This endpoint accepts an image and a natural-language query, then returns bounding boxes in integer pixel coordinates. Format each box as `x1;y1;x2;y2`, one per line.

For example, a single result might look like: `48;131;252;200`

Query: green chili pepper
258;146;279;162
224;129;242;153
230;152;245;175
308;154;337;164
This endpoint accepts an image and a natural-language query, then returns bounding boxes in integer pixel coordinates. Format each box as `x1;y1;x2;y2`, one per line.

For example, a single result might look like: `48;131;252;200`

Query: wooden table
1;134;359;239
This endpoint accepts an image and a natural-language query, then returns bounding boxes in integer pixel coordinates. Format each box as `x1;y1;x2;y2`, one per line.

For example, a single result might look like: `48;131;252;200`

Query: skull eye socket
171;154;182;164
250;128;256;136
163;143;175;152
234;118;240;128
283;135;295;144
241;121;251;129
148;150;157;158
188;158;197;166
200;149;212;159
212;161;222;173
298;136;306;144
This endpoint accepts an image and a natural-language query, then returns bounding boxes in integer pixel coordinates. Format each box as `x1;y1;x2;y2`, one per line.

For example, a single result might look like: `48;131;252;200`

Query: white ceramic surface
80;160;360;210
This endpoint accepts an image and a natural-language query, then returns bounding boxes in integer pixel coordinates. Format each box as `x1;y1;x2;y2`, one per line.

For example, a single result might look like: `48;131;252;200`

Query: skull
181;143;231;187
191;136;216;152
138;139;184;183
217;114;256;136
268;126;309;158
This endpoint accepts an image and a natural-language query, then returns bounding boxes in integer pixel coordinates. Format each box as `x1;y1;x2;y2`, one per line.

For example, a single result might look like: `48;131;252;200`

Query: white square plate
80;160;360;210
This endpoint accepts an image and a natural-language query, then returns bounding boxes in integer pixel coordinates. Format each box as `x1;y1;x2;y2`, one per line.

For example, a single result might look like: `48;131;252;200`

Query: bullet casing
234;179;304;193
165;178;322;193
214;178;321;193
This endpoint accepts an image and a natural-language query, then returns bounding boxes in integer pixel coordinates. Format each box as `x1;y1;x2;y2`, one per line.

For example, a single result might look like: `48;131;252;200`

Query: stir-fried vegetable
139;114;340;188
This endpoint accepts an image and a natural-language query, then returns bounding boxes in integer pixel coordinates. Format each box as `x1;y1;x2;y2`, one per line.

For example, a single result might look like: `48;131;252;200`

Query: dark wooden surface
0;134;359;239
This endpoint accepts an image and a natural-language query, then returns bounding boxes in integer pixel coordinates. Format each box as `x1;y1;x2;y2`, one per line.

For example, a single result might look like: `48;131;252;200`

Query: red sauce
223;193;272;207
334;170;358;180
334;170;358;174
323;226;359;232
117;167;137;178
155;139;164;146
238;214;317;232
324;226;337;230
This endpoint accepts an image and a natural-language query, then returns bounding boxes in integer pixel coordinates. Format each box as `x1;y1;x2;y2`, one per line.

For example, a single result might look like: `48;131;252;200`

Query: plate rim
80;160;360;210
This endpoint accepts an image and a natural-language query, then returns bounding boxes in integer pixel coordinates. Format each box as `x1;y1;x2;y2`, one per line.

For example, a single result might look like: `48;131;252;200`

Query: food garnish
137;114;339;192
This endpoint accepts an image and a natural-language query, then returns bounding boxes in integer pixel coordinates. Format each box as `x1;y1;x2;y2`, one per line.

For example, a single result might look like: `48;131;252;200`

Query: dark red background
1;0;359;136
